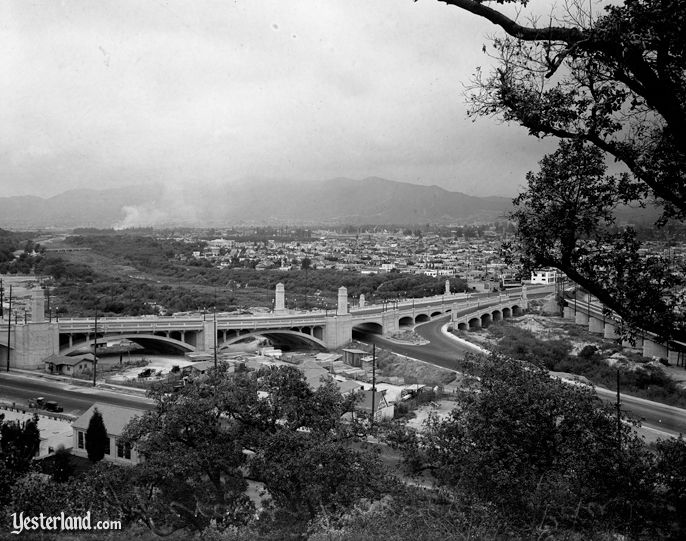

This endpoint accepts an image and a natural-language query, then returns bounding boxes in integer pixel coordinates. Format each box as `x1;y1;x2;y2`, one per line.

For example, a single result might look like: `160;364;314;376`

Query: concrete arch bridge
0;284;548;369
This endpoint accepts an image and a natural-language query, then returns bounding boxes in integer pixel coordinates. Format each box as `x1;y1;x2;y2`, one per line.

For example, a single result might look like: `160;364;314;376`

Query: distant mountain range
0;177;660;228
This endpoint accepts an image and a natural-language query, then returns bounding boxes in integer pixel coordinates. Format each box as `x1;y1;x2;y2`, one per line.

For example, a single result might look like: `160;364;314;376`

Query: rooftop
72;402;144;436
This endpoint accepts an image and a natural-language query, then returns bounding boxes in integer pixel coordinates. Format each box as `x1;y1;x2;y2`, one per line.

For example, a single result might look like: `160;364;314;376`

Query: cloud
1;0;557;198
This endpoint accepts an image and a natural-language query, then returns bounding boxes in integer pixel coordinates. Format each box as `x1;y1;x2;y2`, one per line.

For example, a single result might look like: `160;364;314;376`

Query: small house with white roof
71;403;144;465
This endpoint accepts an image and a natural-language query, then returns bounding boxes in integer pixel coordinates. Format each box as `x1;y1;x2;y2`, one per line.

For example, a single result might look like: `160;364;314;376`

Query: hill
0;177;658;228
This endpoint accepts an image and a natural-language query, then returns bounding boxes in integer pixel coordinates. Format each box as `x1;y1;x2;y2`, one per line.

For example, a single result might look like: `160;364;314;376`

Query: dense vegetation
489;322;686;408
3;359;685;539
0;228;42;274
388;355;686;540
29;233;469;316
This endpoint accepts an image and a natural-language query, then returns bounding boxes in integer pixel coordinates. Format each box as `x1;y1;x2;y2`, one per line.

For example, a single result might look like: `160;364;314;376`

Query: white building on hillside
531;268;560;284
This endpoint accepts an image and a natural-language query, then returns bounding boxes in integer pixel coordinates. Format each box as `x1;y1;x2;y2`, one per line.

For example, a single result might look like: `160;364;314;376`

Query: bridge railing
50;286;549;331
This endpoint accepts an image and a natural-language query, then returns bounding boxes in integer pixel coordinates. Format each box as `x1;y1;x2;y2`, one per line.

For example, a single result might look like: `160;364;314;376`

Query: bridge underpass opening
125;337;193;355
481;313;492;328
61;335;194;356
414;314;430;324
502;308;512;318
399;316;414;329
352;322;383;341
468;317;481;330
221;331;326;352
492;310;502;322
431;311;443;318
457;322;468;331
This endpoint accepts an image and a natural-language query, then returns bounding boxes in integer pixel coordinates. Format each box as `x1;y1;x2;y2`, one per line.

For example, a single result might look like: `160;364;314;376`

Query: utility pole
371;344;376;428
616;369;622;456
92;311;98;387
0;278;4;319
6;285;12;372
213;308;218;369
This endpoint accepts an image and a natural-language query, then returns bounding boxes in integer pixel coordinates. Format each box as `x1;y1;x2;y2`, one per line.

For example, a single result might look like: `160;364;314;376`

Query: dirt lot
375;348;457;386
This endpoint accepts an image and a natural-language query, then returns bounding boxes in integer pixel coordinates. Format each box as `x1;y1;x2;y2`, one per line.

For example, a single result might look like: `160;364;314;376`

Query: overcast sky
1;0;563;199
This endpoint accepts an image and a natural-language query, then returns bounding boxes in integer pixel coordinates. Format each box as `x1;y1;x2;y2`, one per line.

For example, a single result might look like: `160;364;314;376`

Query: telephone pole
616;369;622;456
371;344;376;428
5;285;12;372
92;311;98;387
213;308;218;369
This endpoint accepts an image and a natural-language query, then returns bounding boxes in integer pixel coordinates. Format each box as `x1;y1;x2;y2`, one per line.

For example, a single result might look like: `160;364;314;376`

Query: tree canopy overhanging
440;0;686;340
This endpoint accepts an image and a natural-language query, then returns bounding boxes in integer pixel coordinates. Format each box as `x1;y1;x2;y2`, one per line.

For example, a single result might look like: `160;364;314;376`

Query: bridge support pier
668;349;685;366
622;336;643;349
575;312;589;325
643;337;668;359
563;306;575;320
604;322;620;340
324;314;352;349
588;316;604;334
11;322;60;369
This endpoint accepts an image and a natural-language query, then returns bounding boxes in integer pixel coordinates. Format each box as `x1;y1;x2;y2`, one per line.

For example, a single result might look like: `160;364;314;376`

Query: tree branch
438;0;583;42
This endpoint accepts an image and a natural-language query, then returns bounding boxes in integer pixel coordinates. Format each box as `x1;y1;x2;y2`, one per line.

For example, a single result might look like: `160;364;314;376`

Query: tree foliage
85;408;109;463
395;354;677;537
0;413;40;474
109;364;382;537
439;0;686;340
508;140;685;340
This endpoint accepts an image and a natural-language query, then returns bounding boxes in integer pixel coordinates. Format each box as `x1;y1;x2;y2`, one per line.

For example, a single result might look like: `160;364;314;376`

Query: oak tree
436;0;686;340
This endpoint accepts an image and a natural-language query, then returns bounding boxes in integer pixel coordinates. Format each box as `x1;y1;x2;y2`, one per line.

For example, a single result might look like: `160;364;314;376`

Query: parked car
28;397;63;412
44;401;63;412
28;397;45;409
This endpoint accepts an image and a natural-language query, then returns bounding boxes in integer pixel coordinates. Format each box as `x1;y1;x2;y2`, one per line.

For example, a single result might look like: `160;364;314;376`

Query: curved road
356;313;686;437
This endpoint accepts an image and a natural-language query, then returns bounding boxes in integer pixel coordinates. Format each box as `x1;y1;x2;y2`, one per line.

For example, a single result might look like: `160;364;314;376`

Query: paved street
356;313;686;438
0;372;154;416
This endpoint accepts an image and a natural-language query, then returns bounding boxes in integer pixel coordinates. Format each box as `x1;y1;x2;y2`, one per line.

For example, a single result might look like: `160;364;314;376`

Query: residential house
71;403;143;465
355;389;394;421
43;354;94;376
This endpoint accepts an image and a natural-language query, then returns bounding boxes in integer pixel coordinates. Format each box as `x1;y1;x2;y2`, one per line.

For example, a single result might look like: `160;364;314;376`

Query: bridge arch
352;322;384;335
60;333;196;355
415;314;430;324
399;316;414;328
430;311;443;318
481;313;492;328
220;330;327;350
502;307;512;318
457;322;468;331
468;317;481;330
492;310;502;322
512;305;522;316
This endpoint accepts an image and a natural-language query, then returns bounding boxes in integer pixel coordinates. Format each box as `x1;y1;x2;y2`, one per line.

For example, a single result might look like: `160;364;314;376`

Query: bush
578;345;598;360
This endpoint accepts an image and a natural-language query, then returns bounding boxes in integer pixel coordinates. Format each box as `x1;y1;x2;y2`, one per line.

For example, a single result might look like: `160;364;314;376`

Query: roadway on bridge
354;293;525;371
355;314;471;371
0;372;154;416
